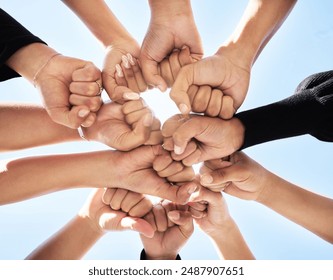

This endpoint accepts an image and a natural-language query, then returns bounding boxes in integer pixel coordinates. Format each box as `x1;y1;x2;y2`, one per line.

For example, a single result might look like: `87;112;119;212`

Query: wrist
76;214;105;238
144;250;178;260
216;44;253;71
229;118;245;152
6;43;58;83
149;0;192;18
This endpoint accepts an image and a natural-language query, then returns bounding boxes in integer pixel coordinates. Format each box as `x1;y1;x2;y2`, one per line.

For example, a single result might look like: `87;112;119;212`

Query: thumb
120;216;155;238
48;104;91;129
168;210;194;237
169;65;193;115
140;56;167;92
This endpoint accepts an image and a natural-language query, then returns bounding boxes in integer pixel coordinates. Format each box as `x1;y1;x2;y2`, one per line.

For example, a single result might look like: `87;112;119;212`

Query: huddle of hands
31;2;256;259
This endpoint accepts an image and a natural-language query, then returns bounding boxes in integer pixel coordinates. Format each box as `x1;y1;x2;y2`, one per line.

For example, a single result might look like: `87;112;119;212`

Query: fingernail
122;55;130;69
115;64;124;77
181;45;188;50
143;113;153;127
123;92;140;100
157;84;165;92
78;109;89;118
126;53;135;66
179;103;189;115
188;184;197;194
174;145;184;155
201;174;213;184
168;211;180;220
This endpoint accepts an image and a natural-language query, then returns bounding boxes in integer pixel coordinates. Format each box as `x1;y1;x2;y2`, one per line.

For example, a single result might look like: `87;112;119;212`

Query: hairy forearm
26;215;104;260
258;173;333;243
0;151;112;205
62;0;133;47
209;219;255;260
220;0;297;68
0;104;80;151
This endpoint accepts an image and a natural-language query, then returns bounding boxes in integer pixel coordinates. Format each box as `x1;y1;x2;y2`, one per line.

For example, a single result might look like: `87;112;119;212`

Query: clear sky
0;0;333;260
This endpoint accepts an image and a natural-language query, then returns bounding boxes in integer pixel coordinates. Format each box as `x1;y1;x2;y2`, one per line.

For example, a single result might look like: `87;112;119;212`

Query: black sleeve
0;8;47;81
236;70;333;149
140;249;181;260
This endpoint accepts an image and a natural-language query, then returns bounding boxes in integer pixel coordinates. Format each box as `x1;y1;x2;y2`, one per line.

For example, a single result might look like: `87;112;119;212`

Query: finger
161;114;188;138
122;99;146;115
161;200;176;227
102;188;116;205
69;94;102;112
188;85;199;106
188;207;206;219
125;108;151;125
182;149;202;166
168;49;181;81
192;85;211;113
128;197;153;218
140;56;167;92
115;64;127;87
69;81;102;97
206;89;223;117
162;137;174;151
219;95;235;119
80;112;97;128
187;201;207;212
178;46;194;67
126;54;147;93
144;211;157;232
189;186;222;206
72;62;101;83
152;203;168;232
120;216;155;238
153;154;173;172
171;141;197;161
169;65;194;115
157;161;184;178
167;166;195;183
110;188;129;210
48;104;91;129
203;158;233;171
120;191;144;213
144;130;163;146
121;55;140;93
200;165;243;187
159;58;174;88
167;210;194;237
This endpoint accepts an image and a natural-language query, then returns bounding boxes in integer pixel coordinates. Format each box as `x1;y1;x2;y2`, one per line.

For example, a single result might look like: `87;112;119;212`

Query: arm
140;0;203;92
0;9;46;81
62;0;147;102
0;146;195;205
189;187;254;260
26;188;154;259
200;152;333;244
169;0;296;117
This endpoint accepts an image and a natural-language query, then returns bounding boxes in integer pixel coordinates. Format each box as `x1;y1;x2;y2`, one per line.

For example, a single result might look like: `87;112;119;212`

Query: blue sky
0;0;333;260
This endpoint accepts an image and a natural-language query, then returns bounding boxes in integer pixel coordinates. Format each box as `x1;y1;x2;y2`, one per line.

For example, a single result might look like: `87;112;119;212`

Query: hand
140;0;203;91
78;188;154;238
199;152;269;201
140;200;193;260
162;114;245;166
169;49;251;118
83;98;162;151
103;39;147;102
188;186;232;238
35;54;103;128
107;145;198;204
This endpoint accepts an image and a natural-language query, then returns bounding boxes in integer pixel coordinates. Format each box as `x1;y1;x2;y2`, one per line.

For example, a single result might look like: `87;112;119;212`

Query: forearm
62;0;133;47
209;219;255;260
219;0;297;68
6;43;57;83
26;215;104;260
0;104;80;151
258;174;333;244
148;0;192;17
0;150;113;205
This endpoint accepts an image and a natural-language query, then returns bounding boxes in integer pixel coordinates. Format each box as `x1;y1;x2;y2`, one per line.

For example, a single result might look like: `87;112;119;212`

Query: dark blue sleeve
236;70;333;149
0;8;46;81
